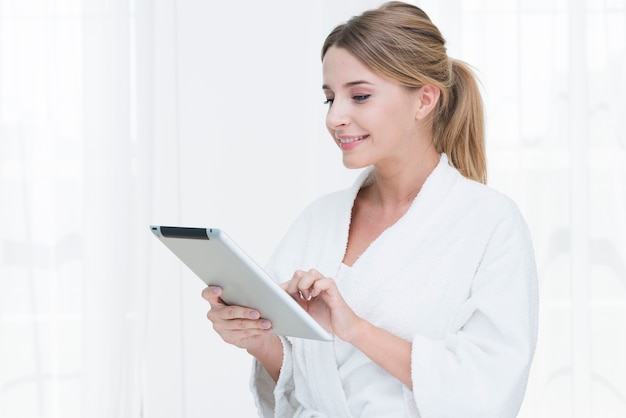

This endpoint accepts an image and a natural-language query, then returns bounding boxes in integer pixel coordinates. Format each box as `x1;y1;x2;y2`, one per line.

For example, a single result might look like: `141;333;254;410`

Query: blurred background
1;0;625;416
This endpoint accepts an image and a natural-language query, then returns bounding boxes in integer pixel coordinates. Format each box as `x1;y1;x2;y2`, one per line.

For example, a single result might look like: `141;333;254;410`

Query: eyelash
323;95;371;106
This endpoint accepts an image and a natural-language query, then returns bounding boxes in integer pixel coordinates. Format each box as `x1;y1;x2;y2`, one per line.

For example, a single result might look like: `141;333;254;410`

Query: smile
338;135;368;144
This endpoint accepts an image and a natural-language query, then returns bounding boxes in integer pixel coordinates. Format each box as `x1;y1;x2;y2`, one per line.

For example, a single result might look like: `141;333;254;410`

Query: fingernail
249;311;260;319
260;320;271;329
212;286;221;294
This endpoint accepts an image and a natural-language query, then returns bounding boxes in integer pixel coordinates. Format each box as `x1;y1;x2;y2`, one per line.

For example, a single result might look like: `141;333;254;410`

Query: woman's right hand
202;286;283;381
201;285;275;350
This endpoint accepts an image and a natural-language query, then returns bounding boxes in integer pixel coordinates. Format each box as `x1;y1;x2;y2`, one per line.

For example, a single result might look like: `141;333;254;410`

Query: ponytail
433;60;487;184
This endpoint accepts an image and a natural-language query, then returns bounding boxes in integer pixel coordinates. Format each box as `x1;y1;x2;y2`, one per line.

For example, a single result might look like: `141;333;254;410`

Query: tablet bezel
150;225;332;341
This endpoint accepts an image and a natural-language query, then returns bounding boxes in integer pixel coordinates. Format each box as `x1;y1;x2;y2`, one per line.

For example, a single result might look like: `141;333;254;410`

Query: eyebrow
322;80;373;90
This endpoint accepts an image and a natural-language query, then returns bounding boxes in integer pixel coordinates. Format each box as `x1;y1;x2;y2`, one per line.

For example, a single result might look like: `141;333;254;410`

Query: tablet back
150;226;332;341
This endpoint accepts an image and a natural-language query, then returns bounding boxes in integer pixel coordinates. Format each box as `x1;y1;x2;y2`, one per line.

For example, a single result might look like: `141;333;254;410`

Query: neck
367;149;440;208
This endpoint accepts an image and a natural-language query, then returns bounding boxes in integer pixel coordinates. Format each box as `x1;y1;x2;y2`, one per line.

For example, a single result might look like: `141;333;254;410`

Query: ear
414;85;440;120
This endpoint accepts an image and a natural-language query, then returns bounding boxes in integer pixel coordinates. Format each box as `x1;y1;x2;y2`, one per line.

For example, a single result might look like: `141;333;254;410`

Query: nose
326;100;350;130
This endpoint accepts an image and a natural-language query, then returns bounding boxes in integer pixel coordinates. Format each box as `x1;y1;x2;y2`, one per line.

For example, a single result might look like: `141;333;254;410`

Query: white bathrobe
250;155;539;418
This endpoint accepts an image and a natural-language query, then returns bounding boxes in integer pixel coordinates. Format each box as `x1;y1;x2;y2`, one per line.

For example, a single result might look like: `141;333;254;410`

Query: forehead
322;46;380;88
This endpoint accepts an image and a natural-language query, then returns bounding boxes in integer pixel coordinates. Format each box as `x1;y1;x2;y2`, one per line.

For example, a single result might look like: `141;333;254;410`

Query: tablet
150;225;332;341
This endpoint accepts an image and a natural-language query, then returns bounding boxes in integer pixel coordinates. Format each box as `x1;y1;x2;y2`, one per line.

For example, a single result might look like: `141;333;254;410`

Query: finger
283;270;306;296
211;314;272;334
297;269;324;299
221;325;273;348
202;287;262;323
210;304;262;321
311;277;342;304
201;285;222;303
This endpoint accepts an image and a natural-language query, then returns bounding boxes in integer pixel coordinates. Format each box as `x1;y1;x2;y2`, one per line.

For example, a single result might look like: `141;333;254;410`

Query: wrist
247;333;282;363
247;334;283;382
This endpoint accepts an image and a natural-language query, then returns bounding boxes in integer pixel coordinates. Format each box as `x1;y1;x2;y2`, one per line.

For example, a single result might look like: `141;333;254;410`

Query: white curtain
435;2;626;417
0;1;624;417
0;0;162;416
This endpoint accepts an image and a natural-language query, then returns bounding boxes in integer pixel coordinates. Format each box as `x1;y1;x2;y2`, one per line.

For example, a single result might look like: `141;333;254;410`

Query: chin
342;157;370;170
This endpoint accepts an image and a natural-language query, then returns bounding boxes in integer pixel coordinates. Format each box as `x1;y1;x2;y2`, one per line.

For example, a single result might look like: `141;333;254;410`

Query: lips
337;134;369;149
339;134;367;144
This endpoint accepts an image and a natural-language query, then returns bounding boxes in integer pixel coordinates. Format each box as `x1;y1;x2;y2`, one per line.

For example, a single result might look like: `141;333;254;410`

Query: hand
282;269;363;342
201;286;276;354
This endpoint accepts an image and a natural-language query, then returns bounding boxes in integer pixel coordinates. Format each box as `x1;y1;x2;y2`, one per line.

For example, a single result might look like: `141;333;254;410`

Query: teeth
339;135;366;144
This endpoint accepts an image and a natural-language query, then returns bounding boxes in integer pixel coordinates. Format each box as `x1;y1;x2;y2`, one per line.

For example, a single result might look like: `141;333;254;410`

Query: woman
202;2;538;417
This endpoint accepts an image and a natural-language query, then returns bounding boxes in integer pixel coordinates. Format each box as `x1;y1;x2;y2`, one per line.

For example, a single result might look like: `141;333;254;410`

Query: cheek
382;103;417;132
326;123;336;141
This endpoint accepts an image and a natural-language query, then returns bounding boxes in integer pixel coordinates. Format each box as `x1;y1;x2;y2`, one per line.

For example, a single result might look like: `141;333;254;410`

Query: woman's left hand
282;269;363;342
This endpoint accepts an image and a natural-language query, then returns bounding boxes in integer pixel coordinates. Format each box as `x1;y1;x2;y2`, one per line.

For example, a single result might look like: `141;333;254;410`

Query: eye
323;98;334;106
353;94;371;103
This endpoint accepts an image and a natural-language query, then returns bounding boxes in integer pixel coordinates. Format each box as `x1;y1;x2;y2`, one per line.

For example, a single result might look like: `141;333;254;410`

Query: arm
410;207;539;417
347;318;413;388
283;270;413;388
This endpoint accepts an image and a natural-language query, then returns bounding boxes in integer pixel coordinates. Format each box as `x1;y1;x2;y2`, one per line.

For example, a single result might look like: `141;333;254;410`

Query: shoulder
427;154;523;224
455;176;535;264
435;162;532;251
451;170;524;224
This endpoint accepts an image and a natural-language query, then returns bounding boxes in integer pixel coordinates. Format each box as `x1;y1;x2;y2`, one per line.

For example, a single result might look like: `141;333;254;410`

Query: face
322;46;426;170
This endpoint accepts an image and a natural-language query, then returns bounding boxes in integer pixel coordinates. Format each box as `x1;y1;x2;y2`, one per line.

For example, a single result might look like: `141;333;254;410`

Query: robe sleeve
410;201;539;418
250;336;300;417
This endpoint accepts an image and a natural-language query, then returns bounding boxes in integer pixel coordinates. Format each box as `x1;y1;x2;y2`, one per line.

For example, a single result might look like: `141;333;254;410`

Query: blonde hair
321;1;487;183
